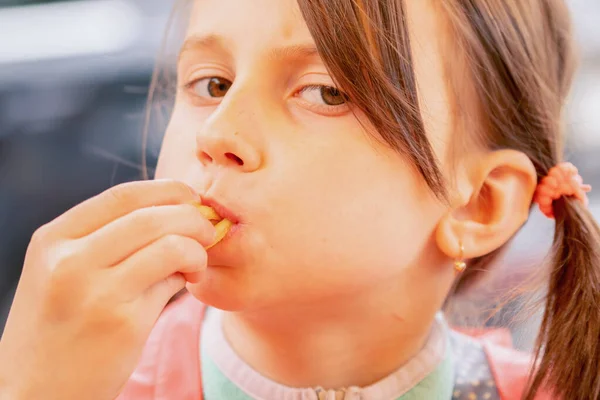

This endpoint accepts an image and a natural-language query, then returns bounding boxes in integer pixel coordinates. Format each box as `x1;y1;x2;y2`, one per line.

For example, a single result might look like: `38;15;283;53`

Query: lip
200;196;241;225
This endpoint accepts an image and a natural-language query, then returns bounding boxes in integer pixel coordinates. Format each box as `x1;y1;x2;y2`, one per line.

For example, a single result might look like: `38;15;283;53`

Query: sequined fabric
450;332;501;400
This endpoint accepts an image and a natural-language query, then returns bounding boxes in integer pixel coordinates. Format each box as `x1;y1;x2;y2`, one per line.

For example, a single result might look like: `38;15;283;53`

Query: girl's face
156;0;454;311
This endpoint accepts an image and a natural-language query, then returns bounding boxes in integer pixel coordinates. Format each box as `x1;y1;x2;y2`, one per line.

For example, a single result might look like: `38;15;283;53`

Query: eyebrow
178;34;224;63
268;44;320;61
178;34;320;64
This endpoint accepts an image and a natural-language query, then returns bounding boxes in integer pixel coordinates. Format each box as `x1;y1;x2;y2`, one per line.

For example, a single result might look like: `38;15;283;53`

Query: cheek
154;105;207;179
154;130;182;179
262;122;442;293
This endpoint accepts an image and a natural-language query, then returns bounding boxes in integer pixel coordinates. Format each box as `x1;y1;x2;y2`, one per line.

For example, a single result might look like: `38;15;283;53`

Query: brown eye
191;77;232;98
320;86;347;105
298;85;348;107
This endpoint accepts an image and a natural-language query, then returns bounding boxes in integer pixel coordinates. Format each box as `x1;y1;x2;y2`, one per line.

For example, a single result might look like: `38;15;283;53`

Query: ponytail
525;197;600;399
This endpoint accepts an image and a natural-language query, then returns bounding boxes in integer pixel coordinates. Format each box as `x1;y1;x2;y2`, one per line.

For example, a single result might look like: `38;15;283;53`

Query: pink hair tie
533;162;592;219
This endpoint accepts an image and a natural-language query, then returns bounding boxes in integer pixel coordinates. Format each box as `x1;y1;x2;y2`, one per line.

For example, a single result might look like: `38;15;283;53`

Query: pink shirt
117;293;553;400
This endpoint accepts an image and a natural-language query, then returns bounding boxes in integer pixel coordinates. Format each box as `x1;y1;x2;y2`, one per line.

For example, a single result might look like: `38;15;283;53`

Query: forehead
187;0;312;51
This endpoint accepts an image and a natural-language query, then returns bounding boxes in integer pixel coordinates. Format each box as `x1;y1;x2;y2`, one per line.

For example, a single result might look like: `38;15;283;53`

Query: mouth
200;197;240;224
194;197;239;248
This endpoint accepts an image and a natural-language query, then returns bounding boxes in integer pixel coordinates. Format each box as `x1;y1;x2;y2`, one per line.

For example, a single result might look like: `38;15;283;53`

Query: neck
222;282;439;390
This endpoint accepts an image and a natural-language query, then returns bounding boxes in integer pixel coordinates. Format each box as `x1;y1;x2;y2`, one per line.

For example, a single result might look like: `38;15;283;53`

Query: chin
186;269;249;311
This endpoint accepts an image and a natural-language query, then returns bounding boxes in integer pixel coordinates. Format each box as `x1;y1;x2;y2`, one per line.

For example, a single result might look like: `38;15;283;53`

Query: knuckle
156;178;195;198
161;234;189;260
50;243;81;272
107;182;141;208
30;223;54;246
26;226;57;269
44;243;85;296
130;207;162;234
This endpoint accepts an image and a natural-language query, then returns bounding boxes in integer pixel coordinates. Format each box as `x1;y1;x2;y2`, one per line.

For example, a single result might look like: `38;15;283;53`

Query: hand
0;180;215;400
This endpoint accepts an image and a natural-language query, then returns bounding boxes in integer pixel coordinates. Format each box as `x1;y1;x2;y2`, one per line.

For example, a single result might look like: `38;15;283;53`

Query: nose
196;105;262;173
197;134;261;172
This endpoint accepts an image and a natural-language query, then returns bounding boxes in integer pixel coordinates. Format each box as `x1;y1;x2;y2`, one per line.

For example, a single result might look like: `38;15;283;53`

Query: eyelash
294;84;350;114
180;77;350;115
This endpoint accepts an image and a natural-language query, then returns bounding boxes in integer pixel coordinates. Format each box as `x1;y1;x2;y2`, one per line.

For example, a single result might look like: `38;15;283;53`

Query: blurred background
0;0;599;341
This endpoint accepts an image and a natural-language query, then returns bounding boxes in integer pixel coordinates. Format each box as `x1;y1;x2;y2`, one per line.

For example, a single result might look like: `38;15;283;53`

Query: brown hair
296;0;600;399
147;0;600;397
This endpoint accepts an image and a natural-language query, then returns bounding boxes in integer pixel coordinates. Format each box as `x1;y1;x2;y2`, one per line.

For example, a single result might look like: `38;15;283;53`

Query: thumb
144;273;187;312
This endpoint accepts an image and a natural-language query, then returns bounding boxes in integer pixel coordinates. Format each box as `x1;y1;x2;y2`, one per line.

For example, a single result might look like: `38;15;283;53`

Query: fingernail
184;183;199;197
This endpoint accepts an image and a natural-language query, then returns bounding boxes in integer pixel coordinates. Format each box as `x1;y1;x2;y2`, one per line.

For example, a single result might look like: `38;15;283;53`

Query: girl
1;0;599;399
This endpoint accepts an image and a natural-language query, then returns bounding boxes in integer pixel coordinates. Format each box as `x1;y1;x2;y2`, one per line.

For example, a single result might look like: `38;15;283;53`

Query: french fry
207;218;234;249
191;203;233;248
193;204;220;221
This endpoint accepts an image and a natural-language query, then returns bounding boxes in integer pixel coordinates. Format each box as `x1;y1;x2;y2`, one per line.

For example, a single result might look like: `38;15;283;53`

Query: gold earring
454;242;466;273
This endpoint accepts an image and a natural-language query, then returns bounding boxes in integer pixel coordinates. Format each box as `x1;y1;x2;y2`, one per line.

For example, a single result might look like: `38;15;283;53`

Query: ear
436;150;538;260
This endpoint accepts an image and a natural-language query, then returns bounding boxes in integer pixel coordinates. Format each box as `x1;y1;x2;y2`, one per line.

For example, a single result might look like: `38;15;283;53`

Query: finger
144;273;187;314
193;204;220;222
82;204;216;267
49;179;198;238
207;218;234;249
113;235;207;296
